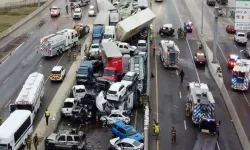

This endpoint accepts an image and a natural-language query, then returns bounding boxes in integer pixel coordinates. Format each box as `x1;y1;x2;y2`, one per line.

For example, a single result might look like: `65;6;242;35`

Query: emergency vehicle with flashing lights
184;22;193;32
9;72;44;121
231;59;250;91
50;6;60;17
194;51;206;65
159;40;180;68
187;82;215;125
50;66;66;82
228;54;239;69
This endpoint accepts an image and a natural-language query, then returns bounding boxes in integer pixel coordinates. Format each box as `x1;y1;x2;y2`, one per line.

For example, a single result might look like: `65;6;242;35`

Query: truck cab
76;60;93;85
92;25;104;44
102;26;116;44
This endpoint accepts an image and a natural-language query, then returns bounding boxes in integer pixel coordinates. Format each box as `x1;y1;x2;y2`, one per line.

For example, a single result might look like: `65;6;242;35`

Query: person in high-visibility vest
154;122;160;140
171;125;177;144
45;109;50;126
185;102;191;116
0;116;2;126
26;135;32;150
152;119;157;135
73;51;77;60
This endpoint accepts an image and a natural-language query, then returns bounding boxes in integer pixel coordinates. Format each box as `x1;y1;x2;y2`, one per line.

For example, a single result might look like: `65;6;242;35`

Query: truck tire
72;145;78;150
48;143;55;150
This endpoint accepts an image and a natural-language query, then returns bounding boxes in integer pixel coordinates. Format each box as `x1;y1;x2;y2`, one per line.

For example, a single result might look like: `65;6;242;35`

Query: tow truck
231;59;250;91
228;54;239;69
193;119;220;150
187;82;215;125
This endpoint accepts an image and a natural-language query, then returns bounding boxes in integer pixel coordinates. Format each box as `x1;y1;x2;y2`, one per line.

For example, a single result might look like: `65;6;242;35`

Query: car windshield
123;75;133;81
63;102;74;108
16;104;32;111
104;70;115;76
196;55;205;59
138;43;146;46
108;90;117;94
91;45;99;49
75;10;81;13
103;34;113;39
127;128;138;136
238;34;245;37
0;144;7;150
89;8;94;11
52;8;58;10
132;140;141;146
76;89;85;93
78;68;88;74
52;71;61;74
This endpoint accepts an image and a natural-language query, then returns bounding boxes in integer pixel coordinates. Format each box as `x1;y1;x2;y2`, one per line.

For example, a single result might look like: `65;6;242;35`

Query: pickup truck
117;42;137;54
89;43;101;57
45;129;86;150
234;32;247;46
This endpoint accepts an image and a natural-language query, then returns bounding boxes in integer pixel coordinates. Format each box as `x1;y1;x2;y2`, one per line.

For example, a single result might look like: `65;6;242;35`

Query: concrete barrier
0;0;48;8
0;0;55;40
181;0;250;149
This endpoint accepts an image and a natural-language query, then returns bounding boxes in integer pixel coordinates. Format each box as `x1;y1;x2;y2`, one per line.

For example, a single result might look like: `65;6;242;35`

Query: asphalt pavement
188;0;250;143
149;0;242;149
0;0;95;129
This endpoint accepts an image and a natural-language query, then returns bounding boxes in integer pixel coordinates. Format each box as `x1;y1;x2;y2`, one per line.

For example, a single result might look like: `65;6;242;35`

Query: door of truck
9;104;16;113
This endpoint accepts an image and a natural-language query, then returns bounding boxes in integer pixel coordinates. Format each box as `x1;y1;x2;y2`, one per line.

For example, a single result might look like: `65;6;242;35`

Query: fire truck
231;59;250;91
228;54;239;69
187;82;215;125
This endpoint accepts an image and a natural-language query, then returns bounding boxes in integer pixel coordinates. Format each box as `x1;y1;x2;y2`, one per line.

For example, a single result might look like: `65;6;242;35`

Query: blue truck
92;11;110;44
76;59;103;85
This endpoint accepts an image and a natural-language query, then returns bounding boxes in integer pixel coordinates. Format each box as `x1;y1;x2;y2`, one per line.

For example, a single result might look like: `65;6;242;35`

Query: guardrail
0;0;55;40
181;0;250;148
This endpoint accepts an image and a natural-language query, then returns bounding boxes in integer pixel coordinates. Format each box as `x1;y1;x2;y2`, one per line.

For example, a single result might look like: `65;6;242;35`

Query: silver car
109;137;144;150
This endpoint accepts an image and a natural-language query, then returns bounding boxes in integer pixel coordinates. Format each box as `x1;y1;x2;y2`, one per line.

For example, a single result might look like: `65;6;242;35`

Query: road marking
4;100;11;108
3;77;9;84
217;141;221;150
179;91;182;98
234;44;237;48
134;109;138;128
35;45;38;49
176;70;179;75
217;43;227;62
184;120;187;130
39;59;43;65
174;105;179;108
45;53;65;84
172;0;200;83
12;42;24;54
243;93;250;107
21;59;25;64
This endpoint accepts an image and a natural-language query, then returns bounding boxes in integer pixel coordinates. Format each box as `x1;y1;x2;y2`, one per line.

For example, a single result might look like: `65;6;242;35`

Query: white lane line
0;56;10;65
176;70;179;75
179;91;182;98
4;100;11;108
45;53;65;84
21;59;25;64
174;105;179;108
12;42;24;54
217;43;227;62
172;0;201;83
35;45;38;49
217;142;221;150
3;77;9;84
184;120;187;130
39;59;43;65
234;44;237;49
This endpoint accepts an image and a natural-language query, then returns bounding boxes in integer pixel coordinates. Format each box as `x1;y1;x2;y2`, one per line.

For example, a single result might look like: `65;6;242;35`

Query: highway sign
235;0;250;30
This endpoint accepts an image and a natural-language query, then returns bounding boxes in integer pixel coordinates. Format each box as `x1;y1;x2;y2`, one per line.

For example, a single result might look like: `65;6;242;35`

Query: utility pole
212;7;219;63
201;0;204;35
38;0;40;7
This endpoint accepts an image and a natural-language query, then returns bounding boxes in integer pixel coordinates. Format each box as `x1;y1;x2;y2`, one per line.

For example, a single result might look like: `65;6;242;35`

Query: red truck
101;42;128;82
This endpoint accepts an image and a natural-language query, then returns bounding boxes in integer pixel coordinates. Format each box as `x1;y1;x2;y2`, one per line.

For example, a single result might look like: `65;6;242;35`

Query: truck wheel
72;145;78;150
48;143;55;150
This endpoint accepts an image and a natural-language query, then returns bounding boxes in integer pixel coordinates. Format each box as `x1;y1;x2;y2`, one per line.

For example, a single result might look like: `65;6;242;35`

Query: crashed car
100;110;131;125
184;22;193;32
45;129;86;150
108;137;144;150
228;54;239;69
243;47;250;58
94;77;113;93
159;24;175;37
73;24;90;38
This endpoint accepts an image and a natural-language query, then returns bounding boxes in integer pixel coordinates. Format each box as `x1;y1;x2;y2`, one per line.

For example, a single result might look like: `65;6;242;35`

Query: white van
0;110;33;150
9;72;45;121
102;26;116;44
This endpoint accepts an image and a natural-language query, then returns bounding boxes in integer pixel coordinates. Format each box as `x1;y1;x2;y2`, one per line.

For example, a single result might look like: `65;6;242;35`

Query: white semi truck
116;8;156;42
159;40;180;68
40;29;78;57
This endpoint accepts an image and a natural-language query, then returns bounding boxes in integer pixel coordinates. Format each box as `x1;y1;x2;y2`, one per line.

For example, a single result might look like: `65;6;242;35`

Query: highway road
188;0;250;143
149;0;242;149
0;0;95;129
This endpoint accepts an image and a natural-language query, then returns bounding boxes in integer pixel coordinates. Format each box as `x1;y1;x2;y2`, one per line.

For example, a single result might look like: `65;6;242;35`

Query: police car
194;51;206;65
228;54;239;69
184;22;193;32
50;66;66;82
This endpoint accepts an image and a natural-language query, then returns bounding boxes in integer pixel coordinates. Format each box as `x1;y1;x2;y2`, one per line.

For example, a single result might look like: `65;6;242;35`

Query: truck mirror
76;71;78;73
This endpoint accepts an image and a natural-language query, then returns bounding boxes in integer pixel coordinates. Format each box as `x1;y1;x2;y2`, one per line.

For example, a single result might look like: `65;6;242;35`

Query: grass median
0;3;45;33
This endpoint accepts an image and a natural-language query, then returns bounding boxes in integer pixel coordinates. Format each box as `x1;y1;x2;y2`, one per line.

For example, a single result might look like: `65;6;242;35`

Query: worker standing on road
185;102;191;116
153;119;157;135
45;109;50;126
26;135;32;150
0;116;2;126
33;133;39;150
66;5;69;14
171;125;177;144
179;70;185;83
78;43;81;55
73;51;77;60
152;45;156;56
68;49;71;61
154;122;160;140
183;29;187;38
